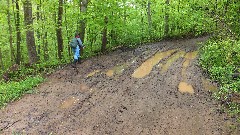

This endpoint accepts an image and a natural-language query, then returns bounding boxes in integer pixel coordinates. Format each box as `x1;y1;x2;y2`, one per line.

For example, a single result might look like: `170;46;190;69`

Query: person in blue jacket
71;33;84;68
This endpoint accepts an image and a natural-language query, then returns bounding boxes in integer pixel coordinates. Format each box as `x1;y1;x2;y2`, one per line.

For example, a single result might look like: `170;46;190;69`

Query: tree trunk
56;0;63;60
0;48;4;70
40;0;49;61
36;0;41;55
165;0;170;37
79;0;89;42
147;1;153;40
43;32;49;61
101;16;108;52
15;0;21;65
64;0;71;57
79;0;89;56
23;0;39;64
141;0;144;43
122;0;127;44
177;0;180;34
53;11;58;58
110;11;116;45
7;0;15;64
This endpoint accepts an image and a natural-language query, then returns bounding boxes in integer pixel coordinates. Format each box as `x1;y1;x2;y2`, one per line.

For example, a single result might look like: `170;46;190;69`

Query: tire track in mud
0;37;239;135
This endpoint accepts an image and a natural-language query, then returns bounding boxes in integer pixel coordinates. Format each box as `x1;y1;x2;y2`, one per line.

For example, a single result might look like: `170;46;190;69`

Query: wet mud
0;37;239;135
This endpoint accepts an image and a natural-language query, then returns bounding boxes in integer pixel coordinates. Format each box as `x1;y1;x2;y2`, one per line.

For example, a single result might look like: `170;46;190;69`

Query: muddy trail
0;37;239;135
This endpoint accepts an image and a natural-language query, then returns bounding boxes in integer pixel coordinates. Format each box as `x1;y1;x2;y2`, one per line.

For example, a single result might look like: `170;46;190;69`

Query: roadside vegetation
199;0;240;119
200;38;240;118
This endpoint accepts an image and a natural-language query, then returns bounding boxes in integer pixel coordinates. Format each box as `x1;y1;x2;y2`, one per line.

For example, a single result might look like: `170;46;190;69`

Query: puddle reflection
106;69;114;77
86;70;101;77
181;51;199;86
183;59;190;68
60;97;79;109
178;82;194;94
181;59;190;80
132;49;176;78
106;64;128;77
182;51;198;76
161;51;186;74
185;51;198;59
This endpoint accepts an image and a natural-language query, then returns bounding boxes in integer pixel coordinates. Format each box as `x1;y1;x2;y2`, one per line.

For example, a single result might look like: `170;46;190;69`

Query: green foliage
0;0;218;71
0;57;64;108
200;39;240;80
0;76;44;108
228;103;240;118
5;61;61;82
197;0;240;118
200;38;240;116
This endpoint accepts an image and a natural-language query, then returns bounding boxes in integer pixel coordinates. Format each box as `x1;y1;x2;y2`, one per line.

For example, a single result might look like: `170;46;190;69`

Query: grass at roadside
0;76;44;108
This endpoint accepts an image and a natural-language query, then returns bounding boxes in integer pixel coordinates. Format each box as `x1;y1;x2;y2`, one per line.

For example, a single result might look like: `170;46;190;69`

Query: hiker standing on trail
69;33;85;68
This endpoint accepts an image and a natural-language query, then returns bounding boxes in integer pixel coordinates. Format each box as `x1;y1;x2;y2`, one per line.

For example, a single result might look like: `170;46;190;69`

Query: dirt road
0;37;238;135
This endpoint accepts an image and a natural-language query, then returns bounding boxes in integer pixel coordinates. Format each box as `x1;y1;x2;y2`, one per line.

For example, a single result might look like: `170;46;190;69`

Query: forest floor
0;37;239;135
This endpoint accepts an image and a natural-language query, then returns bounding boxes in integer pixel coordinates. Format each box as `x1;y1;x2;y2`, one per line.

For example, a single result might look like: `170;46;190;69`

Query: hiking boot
78;58;81;64
72;63;76;68
72;59;77;68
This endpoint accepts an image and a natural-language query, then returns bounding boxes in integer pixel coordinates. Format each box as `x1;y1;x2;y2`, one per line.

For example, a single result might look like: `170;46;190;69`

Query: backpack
69;38;78;48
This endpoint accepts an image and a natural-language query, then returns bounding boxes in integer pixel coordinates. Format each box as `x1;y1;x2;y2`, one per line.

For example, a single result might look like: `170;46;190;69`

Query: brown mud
0;37;239;135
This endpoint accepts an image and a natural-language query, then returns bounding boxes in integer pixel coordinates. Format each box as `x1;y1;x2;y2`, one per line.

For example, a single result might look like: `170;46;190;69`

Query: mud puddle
60;97;80;109
132;49;176;78
178;82;194;94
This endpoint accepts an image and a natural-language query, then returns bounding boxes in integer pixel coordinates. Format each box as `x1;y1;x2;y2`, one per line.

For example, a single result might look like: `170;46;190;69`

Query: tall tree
7;0;14;64
101;16;108;52
43;32;49;61
79;0;89;56
56;0;63;60
41;0;49;61
147;1;153;40
141;0;145;43
64;0;71;57
36;0;42;55
79;0;89;43
23;0;39;64
164;0;170;37
15;0;21;65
